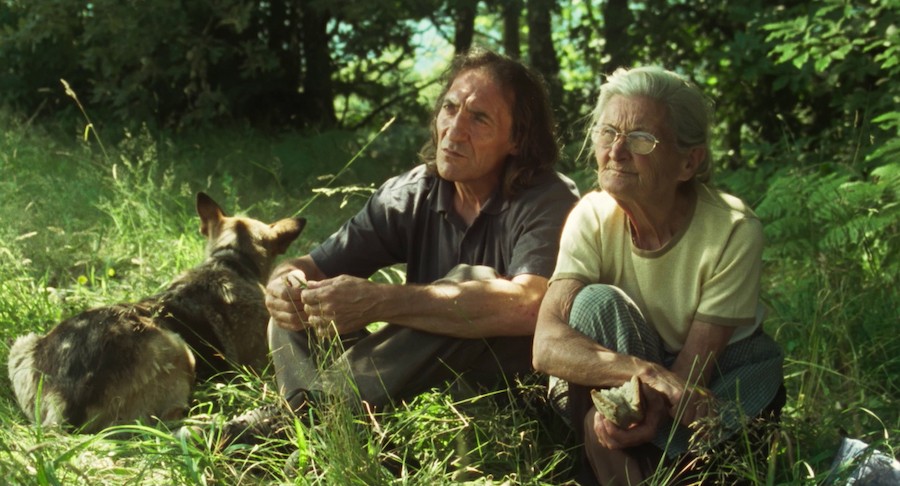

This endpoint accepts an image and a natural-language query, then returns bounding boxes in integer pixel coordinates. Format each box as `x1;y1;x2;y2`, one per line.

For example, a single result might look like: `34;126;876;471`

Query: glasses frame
595;126;661;155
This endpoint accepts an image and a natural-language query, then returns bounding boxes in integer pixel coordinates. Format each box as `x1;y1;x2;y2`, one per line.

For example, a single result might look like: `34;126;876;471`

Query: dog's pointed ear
196;192;227;236
269;217;306;255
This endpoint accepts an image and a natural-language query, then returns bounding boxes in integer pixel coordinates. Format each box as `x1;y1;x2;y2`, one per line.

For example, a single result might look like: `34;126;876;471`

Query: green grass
1;109;897;485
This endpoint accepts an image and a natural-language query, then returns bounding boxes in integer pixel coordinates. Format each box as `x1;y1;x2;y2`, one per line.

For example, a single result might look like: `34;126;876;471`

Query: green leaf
832;44;853;60
871;161;900;185
793;51;810;69
872;111;900;126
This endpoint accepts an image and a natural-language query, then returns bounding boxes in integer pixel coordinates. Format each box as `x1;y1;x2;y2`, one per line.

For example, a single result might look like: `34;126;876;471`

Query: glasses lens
627;132;657;155
597;127;617;147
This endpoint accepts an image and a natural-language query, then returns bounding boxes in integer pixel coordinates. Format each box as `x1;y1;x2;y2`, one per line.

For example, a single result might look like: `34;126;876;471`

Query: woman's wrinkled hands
588;383;667;450
674;384;717;428
642;365;718;428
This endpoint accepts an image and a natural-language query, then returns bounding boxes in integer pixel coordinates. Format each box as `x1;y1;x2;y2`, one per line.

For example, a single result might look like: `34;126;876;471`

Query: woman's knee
569;284;660;359
569;285;638;336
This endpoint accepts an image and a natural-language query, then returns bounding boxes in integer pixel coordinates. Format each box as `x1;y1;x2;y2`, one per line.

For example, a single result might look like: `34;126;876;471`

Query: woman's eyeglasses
595;126;660;155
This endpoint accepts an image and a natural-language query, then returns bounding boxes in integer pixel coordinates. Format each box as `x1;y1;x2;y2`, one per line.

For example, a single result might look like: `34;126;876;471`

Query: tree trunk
453;0;478;54
526;0;561;109
602;0;633;73
300;1;336;127
502;0;522;59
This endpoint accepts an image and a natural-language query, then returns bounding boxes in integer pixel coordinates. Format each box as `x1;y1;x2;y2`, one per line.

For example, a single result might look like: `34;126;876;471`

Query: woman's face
594;95;694;205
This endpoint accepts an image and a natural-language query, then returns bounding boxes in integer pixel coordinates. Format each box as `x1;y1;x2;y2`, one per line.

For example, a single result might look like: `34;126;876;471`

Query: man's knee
435;264;499;284
268;318;298;350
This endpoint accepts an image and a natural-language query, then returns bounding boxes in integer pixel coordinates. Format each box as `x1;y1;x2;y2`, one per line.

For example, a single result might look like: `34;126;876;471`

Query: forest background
0;0;897;484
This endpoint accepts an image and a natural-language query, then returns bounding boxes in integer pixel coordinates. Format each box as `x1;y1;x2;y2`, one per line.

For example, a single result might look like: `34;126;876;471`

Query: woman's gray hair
589;66;714;183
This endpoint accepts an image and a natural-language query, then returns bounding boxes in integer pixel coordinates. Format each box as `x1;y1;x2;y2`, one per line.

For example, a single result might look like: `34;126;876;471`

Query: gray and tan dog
7;192;305;433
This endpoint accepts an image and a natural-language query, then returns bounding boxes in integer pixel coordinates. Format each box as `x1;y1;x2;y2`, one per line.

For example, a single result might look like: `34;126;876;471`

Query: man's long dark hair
420;47;559;198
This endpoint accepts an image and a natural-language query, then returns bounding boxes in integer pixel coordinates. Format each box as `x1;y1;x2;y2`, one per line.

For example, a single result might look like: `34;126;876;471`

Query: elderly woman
532;66;784;485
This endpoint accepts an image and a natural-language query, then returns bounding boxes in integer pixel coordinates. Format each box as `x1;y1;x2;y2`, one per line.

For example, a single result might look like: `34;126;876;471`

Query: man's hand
265;268;311;331
302;275;380;338
267;261;546;340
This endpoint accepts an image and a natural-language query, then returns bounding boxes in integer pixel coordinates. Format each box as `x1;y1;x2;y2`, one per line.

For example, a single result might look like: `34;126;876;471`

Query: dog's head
195;192;306;273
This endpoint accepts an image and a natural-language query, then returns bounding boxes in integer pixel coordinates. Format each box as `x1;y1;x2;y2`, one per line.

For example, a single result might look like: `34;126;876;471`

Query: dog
7;192;305;433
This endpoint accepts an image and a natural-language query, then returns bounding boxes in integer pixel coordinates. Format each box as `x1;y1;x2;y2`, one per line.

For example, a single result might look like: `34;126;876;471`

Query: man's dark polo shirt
311;164;579;284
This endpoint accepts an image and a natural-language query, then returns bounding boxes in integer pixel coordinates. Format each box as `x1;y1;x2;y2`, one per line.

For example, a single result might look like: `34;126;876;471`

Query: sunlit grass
0;107;896;484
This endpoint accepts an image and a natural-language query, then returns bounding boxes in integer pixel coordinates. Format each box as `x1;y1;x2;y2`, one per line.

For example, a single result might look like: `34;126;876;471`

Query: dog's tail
7;333;64;427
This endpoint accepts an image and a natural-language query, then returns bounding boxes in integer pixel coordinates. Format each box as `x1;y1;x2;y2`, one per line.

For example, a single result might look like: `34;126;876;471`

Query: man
224;47;579;441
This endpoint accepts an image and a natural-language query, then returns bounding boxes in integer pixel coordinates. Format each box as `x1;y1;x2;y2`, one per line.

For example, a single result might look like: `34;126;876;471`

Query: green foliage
758;166;898;284
750;8;900;457
751;162;899;479
711;7;900;468
762;0;899;172
0;0;443;129
3;0;897;178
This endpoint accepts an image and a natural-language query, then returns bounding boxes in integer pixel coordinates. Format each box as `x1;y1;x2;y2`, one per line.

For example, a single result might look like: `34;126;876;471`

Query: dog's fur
7;193;305;433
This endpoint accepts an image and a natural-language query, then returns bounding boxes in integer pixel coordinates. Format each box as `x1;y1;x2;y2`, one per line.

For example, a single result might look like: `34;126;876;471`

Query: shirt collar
430;176;507;215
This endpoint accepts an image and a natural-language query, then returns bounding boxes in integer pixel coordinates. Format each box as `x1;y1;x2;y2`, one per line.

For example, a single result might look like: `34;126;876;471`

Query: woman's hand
641;364;717;428
588;383;667;449
672;384;717;428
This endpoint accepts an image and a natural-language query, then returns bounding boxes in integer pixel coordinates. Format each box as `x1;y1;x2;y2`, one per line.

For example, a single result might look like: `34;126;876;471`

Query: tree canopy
1;0;897;175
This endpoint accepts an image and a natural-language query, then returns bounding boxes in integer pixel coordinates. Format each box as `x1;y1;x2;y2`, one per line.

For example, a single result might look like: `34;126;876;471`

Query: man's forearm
375;276;546;339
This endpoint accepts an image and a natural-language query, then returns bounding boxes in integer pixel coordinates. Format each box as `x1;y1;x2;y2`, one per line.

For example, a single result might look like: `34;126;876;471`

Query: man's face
435;68;517;191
